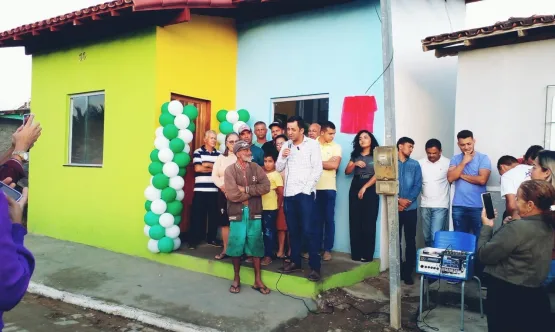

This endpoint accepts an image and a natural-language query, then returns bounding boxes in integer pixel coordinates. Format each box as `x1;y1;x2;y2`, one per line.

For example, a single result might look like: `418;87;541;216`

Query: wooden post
379;0;401;329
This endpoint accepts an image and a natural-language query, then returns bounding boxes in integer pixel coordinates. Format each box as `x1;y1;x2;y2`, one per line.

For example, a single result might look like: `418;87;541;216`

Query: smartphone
23;114;31;126
0;182;22;202
482;193;495;220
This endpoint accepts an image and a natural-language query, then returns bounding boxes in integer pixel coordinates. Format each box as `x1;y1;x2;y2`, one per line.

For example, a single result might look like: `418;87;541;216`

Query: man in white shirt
276;116;323;282
497;155;532;219
418;139;450;247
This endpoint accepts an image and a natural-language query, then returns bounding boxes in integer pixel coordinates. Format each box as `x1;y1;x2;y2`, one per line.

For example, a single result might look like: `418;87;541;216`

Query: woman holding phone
479;179;552;332
0;179;34;330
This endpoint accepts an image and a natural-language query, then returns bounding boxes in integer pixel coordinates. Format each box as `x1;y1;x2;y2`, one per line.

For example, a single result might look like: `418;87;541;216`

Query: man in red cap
238;124;264;166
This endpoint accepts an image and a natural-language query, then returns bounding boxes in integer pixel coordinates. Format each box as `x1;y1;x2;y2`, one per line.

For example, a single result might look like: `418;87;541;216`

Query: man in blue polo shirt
447;130;491;235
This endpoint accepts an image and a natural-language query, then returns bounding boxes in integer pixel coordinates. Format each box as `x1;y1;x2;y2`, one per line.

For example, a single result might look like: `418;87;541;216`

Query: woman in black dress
345;130;380;262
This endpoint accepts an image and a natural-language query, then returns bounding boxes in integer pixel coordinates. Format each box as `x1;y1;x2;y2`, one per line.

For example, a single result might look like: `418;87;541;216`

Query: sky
0;0;101;110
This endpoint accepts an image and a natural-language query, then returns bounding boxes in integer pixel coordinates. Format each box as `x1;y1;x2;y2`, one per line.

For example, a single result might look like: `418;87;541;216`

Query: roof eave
423;18;555;58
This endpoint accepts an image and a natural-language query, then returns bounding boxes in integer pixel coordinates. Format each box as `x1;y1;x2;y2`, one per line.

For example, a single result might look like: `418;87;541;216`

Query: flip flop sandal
261;258;273;266
229;284;241;294
215;253;229;260
252;286;271;295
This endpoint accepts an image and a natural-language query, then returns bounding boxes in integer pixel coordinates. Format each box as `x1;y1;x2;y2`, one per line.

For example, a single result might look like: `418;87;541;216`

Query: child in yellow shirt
261;152;283;266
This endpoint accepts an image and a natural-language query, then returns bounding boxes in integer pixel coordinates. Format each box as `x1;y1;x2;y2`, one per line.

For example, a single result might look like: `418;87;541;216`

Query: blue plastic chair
418;231;484;331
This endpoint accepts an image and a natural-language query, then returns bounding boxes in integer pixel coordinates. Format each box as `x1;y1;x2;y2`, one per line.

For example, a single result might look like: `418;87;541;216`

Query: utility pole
379;0;401;329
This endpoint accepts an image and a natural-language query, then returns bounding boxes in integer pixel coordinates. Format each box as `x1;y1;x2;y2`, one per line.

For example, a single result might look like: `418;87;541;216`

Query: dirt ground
276;274;423;332
4;294;164;332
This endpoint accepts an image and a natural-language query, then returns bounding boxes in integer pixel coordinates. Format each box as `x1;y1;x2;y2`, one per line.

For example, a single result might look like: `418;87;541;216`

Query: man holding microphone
276;116;323;282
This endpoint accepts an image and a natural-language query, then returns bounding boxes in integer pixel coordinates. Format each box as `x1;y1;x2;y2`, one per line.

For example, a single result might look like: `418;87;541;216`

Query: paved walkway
25;234;309;332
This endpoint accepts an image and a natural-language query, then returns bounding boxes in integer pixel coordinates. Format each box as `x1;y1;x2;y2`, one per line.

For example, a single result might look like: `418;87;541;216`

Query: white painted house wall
456;41;555;187
384;0;466;259
392;0;466;161
454;0;555;188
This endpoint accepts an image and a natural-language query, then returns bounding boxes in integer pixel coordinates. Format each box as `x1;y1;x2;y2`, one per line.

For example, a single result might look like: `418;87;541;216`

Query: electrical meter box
374;146;398;195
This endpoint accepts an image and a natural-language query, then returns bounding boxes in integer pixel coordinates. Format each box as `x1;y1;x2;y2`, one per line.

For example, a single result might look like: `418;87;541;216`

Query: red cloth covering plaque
341;96;378;134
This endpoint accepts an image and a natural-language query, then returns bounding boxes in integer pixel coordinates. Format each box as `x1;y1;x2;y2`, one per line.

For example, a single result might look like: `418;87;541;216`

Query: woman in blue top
345;130;380;262
0;179;34;330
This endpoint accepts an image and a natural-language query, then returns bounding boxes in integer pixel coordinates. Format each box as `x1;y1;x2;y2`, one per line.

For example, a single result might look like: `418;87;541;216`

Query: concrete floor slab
25;234;310;332
418;306;487;332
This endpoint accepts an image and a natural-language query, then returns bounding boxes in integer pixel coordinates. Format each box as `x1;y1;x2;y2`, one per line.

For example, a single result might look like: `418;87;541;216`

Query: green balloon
150;149;160;162
149;225;166;240
216;109;228;122
238;109;250;122
219;121;233;135
148;162;163;176
158;237;174;253
159;112;175;126
187;121;196;132
161;187;177;202
161;102;170;113
174;216;182;225
152;173;170;189
145;200;152;211
184;105;199;120
173;152;191;167
144;212;160;226
163;124;179;140
167;201;183;216
178;167;186;177
169;138;185;153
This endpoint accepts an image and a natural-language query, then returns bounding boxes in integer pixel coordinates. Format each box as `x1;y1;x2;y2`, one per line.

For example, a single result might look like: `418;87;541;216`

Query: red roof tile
421;15;555;57
0;0;350;51
0;0;134;42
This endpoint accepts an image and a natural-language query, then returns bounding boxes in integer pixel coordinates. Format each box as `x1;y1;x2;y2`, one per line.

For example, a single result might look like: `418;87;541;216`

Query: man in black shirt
262;121;285;157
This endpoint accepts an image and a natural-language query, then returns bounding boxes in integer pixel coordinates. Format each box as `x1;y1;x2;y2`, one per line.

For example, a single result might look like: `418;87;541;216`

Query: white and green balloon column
216;109;251;152
144;101;198;253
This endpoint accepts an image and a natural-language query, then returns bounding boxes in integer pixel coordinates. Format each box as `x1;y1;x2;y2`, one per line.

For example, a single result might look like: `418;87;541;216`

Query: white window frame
68;91;105;167
271;93;329;123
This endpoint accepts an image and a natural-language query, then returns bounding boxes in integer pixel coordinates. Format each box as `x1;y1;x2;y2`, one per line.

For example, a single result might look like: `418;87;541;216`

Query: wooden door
170;93;211;233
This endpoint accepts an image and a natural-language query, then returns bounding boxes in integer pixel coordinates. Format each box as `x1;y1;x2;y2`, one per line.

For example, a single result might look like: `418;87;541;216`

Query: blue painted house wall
236;0;385;255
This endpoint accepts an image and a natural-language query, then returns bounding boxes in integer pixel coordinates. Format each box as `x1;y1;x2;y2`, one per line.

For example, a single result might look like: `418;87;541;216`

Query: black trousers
349;177;379;261
189;191;219;246
399;209;417;269
486;274;550;332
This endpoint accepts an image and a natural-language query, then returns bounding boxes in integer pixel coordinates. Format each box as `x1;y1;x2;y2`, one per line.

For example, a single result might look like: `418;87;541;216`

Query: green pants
227;206;264;258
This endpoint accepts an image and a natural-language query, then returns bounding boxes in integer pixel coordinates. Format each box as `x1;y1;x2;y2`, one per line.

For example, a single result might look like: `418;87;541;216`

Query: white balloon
226;110;239;124
233;121;246;134
219;144;226;153
154;137;170;150
144;186;161;201
165;225;180;239
155;126;164;138
158;148;174;163
178;129;194;144
173;237;181;250
144;225;151;237
217;133;226;144
183;144;191;154
162;162;180;178
168;100;184;116
174;114;190;130
176;190;185;201
159;213;175;228
151;199;167;215
147;239;160;253
169;176;185;190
